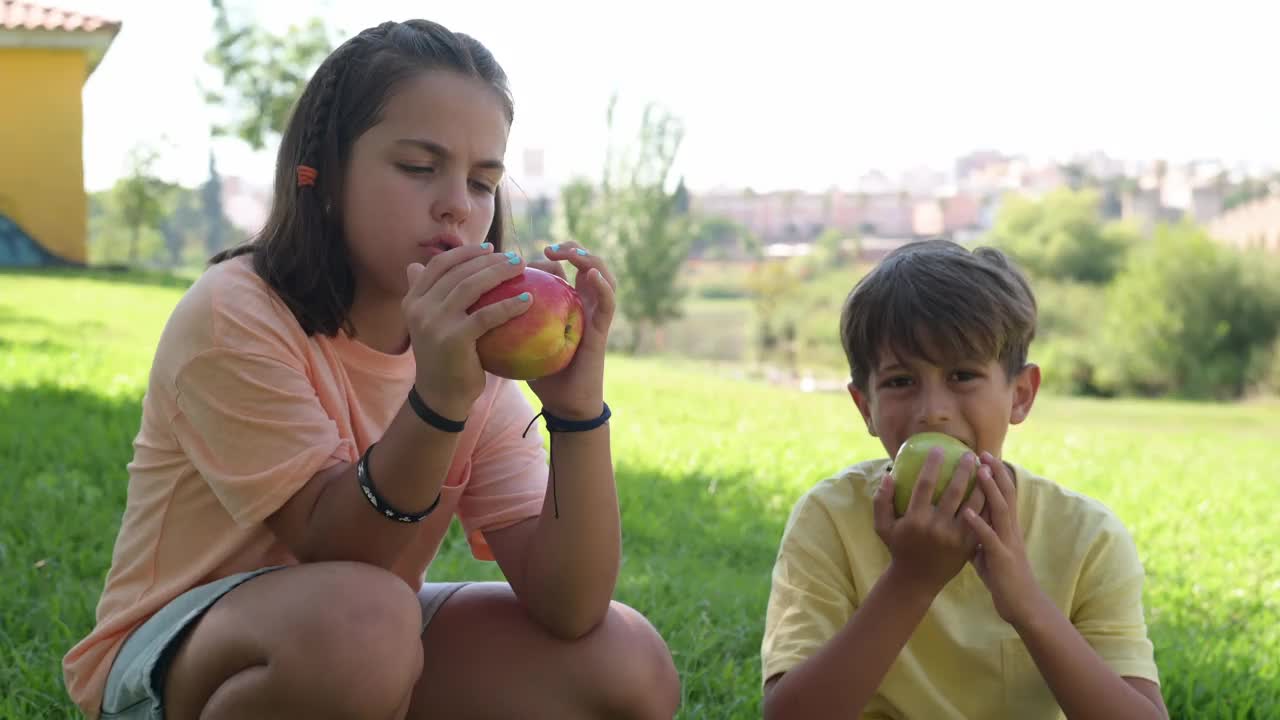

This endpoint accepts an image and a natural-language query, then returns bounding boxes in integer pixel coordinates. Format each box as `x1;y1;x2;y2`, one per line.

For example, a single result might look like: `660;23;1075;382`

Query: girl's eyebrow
394;138;505;171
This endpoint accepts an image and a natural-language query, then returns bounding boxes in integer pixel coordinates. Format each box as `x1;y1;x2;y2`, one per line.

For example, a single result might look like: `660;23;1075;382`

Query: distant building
692;184;985;250
1189;185;1225;223
941;193;982;231
858;236;918;263
955;150;1010;184
219;176;272;236
1120;165;1228;232
912;200;944;237
1208;195;1280;253
857;193;914;237
693;189;861;244
0;1;121;266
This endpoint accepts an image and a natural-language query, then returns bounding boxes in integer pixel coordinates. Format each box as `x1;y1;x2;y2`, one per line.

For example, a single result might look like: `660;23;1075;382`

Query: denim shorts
99;566;468;719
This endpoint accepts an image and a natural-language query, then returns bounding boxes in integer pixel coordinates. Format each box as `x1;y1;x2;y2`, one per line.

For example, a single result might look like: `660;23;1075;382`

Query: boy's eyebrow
878;362;907;374
394;138;506;171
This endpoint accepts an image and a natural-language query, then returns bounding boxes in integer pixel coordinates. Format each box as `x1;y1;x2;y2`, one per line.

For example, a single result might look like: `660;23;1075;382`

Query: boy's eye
881;376;913;389
951;370;980;382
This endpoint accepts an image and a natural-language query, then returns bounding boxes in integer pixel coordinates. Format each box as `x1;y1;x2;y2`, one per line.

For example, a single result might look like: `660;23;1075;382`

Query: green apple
890;432;977;516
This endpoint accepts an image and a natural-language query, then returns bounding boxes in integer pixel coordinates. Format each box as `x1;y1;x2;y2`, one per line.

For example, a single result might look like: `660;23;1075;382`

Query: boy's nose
916;387;954;428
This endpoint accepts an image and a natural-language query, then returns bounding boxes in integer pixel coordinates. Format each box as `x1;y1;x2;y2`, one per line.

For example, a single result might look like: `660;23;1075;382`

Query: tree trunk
627;321;645;355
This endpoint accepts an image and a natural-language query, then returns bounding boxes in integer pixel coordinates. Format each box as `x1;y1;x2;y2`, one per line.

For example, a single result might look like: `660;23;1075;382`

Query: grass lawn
2;269;1278;718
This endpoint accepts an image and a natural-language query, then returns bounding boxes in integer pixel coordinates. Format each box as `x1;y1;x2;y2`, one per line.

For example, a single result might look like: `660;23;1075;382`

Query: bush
695;284;750;300
987;188;1140;284
1094;224;1280;399
1034;279;1108;340
1032;338;1110;397
1244;338;1280;395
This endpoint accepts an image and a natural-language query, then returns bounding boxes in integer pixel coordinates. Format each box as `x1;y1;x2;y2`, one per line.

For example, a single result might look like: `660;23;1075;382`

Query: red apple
467;267;585;380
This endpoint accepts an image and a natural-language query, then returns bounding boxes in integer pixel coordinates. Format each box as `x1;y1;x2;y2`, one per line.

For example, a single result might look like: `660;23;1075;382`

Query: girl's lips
417;244;446;261
416;234;460;260
427;233;463;250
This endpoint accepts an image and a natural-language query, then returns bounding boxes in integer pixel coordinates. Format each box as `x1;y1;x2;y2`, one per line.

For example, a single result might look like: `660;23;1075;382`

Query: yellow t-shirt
761;459;1158;720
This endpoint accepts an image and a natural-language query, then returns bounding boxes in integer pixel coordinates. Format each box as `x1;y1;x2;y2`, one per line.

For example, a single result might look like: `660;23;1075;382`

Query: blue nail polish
550;244;561;252
518;292;531;302
576;248;589;256
507;254;521;265
480;242;492;250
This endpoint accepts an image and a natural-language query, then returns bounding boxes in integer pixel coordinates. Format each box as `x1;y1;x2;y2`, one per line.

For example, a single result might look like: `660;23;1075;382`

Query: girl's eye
470;180;496;194
398;164;434;175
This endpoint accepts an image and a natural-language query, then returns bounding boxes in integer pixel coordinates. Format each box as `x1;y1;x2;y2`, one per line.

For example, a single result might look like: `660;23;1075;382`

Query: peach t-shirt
63;255;548;718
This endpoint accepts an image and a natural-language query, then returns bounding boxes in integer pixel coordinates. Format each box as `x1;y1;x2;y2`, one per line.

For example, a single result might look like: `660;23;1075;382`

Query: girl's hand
525;242;616;420
403;244;531;420
963;453;1048;628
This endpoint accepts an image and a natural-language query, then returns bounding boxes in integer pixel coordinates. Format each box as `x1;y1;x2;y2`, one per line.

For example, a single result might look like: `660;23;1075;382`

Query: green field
2;270;1278;718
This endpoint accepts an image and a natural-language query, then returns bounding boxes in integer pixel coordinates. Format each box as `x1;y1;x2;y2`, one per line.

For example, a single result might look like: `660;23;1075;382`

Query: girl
63;19;680;720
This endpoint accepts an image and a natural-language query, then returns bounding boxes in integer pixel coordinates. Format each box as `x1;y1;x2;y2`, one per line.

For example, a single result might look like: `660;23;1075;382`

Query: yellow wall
0;47;88;263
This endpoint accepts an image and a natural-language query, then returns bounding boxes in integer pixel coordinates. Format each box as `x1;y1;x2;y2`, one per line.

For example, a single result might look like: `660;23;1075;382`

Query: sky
63;0;1280;194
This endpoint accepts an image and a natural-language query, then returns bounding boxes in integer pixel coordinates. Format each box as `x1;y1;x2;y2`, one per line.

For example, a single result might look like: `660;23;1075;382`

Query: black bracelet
519;402;612;521
407;386;466;433
356;442;441;523
540;402;612;433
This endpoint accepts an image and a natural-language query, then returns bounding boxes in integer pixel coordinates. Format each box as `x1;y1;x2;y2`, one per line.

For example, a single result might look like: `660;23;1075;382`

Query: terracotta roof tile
0;1;121;33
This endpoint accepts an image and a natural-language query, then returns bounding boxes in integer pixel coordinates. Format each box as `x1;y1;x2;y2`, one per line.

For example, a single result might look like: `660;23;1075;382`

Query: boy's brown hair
840;239;1038;391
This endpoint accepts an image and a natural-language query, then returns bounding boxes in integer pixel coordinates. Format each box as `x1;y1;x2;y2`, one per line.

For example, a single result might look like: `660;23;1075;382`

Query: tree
986;188;1138;283
556;178;602;251
115;144;174;265
811;227;859;269
157;185;241;270
557;96;694;353
203;0;336;151
161;191;201;267
689;216;745;259
744;259;809;371
201;151;230;255
1096;223;1280;399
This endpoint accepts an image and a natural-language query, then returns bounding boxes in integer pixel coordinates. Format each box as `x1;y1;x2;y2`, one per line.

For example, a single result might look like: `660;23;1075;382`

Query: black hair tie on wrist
521;403;611;519
408;385;466;433
357;442;441;523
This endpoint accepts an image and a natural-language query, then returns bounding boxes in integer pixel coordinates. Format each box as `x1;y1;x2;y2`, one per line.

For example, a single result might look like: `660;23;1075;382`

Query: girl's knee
277;563;424;715
592;602;680;720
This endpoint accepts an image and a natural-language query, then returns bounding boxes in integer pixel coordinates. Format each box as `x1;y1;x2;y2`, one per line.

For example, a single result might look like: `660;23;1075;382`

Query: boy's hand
962;453;1048;628
874;448;987;598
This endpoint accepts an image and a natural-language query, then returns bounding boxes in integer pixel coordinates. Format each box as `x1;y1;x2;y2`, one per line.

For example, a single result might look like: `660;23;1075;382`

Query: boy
760;240;1166;719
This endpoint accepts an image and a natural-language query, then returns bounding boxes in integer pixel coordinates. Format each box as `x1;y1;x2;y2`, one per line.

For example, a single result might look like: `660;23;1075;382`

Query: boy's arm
765;452;987;720
763;564;934;719
1012;601;1168;719
963;455;1167;720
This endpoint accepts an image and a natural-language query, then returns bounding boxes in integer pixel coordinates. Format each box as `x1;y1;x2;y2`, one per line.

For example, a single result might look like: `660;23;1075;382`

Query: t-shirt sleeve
173;347;355;527
458;379;548;561
761;490;859;688
1070;515;1160;684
